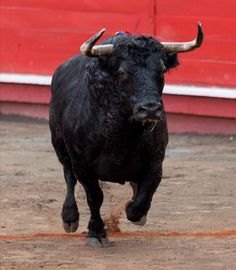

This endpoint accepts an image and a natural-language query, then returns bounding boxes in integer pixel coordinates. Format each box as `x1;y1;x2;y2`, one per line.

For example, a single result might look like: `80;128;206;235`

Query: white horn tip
100;28;106;34
196;22;204;47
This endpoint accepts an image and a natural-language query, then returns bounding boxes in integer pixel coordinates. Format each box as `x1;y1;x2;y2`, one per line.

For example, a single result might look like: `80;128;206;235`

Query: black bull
49;25;203;247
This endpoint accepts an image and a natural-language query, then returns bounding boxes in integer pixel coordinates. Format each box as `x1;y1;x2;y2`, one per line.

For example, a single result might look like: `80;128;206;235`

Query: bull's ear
165;52;179;71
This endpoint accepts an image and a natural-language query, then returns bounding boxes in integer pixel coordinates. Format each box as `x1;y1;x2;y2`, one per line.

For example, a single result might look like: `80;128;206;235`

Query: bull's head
80;24;204;123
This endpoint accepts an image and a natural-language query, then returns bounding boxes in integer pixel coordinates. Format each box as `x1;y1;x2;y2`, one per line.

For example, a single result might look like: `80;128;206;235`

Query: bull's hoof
61;202;79;233
87;236;111;248
125;200;148;225
63;220;79;233
132;215;147;226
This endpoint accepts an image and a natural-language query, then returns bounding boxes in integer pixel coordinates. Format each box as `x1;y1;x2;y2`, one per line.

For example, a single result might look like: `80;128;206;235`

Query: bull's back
51;55;89;99
50;55;91;123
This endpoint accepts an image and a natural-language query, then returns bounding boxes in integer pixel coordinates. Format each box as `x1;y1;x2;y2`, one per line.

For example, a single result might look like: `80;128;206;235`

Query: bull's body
50;54;167;183
49;27;203;247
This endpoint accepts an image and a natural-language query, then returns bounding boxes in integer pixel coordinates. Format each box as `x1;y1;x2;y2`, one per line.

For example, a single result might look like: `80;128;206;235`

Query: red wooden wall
155;0;236;88
0;0;236;134
0;0;154;75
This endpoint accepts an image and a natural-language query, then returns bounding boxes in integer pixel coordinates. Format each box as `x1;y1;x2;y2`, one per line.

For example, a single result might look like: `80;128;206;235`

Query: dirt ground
0;116;236;270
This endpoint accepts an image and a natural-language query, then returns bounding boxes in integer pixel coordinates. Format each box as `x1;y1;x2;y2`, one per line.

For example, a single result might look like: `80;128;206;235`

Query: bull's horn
80;28;114;57
161;22;204;53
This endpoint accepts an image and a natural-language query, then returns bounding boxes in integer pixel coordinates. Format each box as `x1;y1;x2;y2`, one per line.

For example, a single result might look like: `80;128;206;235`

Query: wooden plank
165;60;236;88
0;84;50;104
1;0;154;14
155;16;236;42
0;8;153;34
163;94;236;118
166;113;236;135
179;41;236;63
0;102;49;120
155;0;236;18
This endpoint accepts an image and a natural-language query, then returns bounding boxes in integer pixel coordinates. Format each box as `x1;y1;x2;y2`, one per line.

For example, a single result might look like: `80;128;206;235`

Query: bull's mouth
129;115;162;132
142;119;158;124
142;119;159;132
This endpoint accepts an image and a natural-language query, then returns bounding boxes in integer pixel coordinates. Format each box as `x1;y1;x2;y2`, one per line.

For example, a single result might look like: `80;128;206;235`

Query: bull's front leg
72;162;110;248
126;162;163;225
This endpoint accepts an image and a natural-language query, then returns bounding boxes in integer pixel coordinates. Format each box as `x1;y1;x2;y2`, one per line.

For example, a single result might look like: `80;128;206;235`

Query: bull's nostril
135;106;148;120
134;102;162;121
155;110;163;120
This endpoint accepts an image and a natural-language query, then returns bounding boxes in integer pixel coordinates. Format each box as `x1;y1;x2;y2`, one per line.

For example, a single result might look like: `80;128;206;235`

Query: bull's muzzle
134;102;163;122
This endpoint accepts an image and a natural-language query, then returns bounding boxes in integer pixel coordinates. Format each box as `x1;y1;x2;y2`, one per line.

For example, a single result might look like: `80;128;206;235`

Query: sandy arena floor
0;116;236;270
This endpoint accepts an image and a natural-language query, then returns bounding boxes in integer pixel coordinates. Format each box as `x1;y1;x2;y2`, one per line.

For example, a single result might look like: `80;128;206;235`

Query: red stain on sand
110;230;236;238
1;230;236;240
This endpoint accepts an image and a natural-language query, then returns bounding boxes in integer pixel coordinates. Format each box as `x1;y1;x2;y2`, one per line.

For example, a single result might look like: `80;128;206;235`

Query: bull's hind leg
126;163;163;225
72;163;110;247
50;130;79;233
